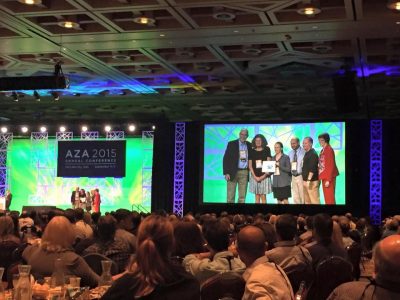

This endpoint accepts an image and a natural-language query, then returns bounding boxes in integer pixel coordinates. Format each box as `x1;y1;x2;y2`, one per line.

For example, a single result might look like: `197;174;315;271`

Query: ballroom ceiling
0;0;399;124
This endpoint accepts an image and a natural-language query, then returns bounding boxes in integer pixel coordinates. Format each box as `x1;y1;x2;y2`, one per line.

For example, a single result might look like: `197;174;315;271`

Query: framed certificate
262;161;276;173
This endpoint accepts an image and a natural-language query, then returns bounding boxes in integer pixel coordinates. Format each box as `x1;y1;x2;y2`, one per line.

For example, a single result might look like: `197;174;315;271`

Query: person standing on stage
272;142;292;204
223;128;252;203
92;188;101;213
288;137;305;204
248;134;272;204
5;189;12;211
302;137;320;204
85;191;92;212
318;133;339;205
71;187;81;209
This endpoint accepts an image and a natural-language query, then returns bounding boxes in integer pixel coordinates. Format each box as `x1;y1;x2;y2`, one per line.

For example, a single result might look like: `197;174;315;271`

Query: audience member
328;235;400;299
0;215;20;244
306;213;347;268
237;225;294;300
22;216;99;287
266;214;312;275
183;219;245;282
114;209;137;253
101;215;200;300
75;208;94;240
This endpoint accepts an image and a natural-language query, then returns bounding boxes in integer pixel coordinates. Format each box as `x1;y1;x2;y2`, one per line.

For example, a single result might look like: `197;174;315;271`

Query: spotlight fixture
128;124;136;132
297;0;321;16
33;90;41;102
81;126;88;132
387;1;400;10
40;126;47;133
59;126;66;132
152;125;156;130
133;16;156;26
21;126;29;133
18;0;42;4
104;125;112;132
57;20;80;29
51;91;60;101
12;92;19;102
1;127;7;133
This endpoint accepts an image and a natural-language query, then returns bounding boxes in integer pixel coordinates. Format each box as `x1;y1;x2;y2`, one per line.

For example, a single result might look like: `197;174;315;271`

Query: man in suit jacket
223;128;251;203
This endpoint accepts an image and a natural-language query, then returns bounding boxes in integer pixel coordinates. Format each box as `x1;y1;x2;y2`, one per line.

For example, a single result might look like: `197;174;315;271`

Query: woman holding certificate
272;142;292;204
248;134;272;204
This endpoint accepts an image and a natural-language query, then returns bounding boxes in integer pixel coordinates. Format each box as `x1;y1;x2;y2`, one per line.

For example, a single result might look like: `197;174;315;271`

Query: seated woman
22;216;99;287
0;215;21;245
172;221;205;262
83;215;131;273
101;215;200;300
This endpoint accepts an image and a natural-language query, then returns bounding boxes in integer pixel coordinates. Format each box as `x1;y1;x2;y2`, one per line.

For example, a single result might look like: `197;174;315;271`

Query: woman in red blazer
318;133;339;204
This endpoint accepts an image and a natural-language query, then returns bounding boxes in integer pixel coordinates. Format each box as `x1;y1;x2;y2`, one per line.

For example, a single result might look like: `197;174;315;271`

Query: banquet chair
346;242;362;280
200;271;245;300
308;256;353;300
83;253;119;276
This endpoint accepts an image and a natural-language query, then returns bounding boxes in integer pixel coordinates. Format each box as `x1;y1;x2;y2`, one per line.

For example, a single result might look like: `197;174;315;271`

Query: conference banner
57;140;126;178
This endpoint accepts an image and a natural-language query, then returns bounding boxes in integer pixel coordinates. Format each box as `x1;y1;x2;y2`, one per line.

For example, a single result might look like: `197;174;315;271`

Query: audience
101;215;200;300
328;234;400;299
1;204;398;300
237;225;294;300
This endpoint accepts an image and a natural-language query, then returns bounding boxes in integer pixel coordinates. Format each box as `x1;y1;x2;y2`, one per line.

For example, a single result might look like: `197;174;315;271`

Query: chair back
200;271;245;300
311;256;353;300
346;242;362;280
0;241;20;281
83;253;118;275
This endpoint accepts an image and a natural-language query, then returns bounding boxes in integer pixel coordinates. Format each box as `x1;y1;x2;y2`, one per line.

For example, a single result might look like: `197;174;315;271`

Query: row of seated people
0;208;399;299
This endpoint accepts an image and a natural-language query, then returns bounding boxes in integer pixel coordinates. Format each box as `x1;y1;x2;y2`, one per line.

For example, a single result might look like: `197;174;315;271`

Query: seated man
237;225;294;300
183;219;245;282
114;209;137;253
306;213;347;268
328;235;400;299
266;214;312;279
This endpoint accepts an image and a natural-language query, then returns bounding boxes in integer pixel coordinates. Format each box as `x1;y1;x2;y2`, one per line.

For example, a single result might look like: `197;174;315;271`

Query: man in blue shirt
288;137;305;204
223;129;252;203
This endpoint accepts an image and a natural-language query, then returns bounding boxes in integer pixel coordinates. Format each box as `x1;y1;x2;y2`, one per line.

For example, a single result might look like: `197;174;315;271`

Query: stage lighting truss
81;131;99;140
56;131;73;140
106;131;125;140
173;123;185;217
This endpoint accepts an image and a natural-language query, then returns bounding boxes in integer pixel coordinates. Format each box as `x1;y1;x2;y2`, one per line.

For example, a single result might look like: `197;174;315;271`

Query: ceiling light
159;34;165;37
59;126;66;132
128;124;136;132
81;126;88;132
12;92;19;102
18;0;42;4
212;10;236;21
135;66;153;73
242;45;263;56
1;127;7;133
387;1;400;10
40;126;47;133
51;91;60;101
33;90;40;102
21;126;29;133
104;125;112;132
57;20;80;29
152;125;156;130
297;1;321;16
133;16;156;26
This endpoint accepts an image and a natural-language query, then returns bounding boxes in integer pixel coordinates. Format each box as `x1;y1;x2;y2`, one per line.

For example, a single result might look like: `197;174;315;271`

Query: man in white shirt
288;137;305;204
237;225;294;300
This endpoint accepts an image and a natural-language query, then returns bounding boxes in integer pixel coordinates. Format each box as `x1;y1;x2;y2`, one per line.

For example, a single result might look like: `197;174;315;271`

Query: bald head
374;235;400;284
237;226;266;266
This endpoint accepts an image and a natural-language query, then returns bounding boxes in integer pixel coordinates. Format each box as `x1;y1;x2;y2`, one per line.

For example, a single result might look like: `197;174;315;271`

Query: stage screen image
203;122;346;205
7;137;153;212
